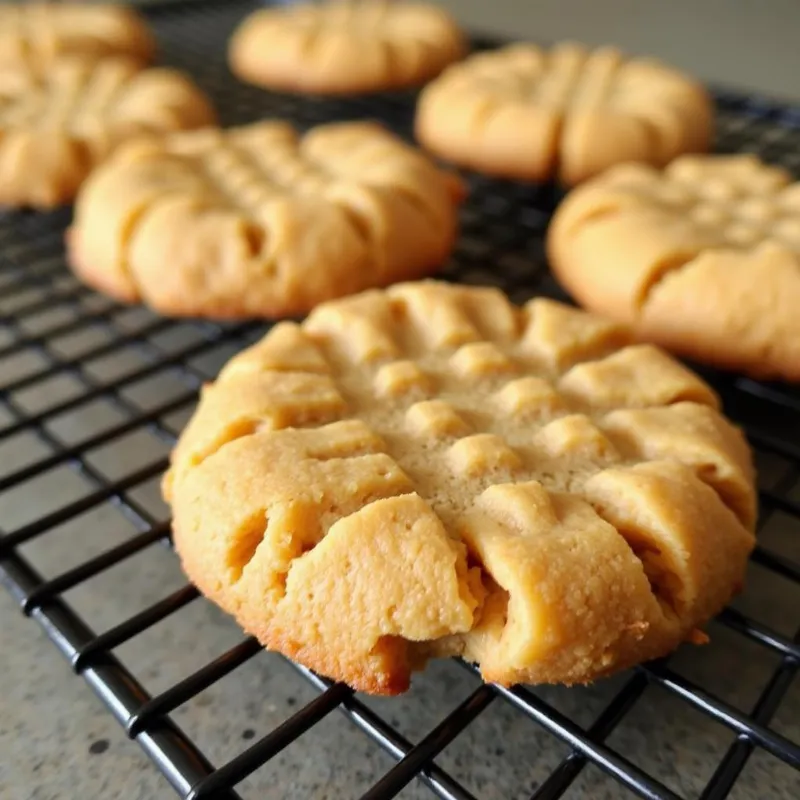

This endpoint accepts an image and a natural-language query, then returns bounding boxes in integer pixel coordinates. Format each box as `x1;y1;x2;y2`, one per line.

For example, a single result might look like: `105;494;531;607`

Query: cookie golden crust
228;0;466;95
0;3;155;69
415;42;713;185
0;57;215;208
164;281;756;695
548;154;800;381
67;121;465;318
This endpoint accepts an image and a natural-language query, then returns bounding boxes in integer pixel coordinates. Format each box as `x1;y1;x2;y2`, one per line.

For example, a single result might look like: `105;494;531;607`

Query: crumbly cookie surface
0;56;215;208
548;154;800;380
415;42;713;185
164;281;756;694
67;121;464;317
229;0;465;94
0;3;155;69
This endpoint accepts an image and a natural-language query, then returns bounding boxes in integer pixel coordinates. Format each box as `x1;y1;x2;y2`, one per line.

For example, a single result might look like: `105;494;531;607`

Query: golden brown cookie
229;0;465;95
0;3;155;69
416;42;713;185
0;56;215;208
548;154;800;381
164;281;756;695
67;121;465;318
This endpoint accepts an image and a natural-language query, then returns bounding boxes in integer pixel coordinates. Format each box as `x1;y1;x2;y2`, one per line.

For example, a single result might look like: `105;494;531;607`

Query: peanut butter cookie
0;56;215;208
229;0;465;95
548;154;800;380
164;281;756;694
68;121;464;317
0;3;155;69
416;42;713;184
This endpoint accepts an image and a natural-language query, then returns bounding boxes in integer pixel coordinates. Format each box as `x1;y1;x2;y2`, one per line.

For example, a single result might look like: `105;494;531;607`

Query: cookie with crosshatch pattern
0;3;155;70
415;42;713;185
228;0;465;95
0;56;214;208
67;120;464;317
163;281;756;695
548;154;800;381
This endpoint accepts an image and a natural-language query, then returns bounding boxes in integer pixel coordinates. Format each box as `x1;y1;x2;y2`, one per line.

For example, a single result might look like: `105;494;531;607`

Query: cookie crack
66;63;100;131
614;525;682;620
572;199;622;226
16;6;34;66
81;61;131;127
116;194;177;303
218;141;328;217
567;48;622;114
379;37;401;85
468;94;499;138
203;142;282;215
634;250;701;314
226;509;269;583
330;201;374;249
549;111;568;186
693;462;754;530
296;26;323;59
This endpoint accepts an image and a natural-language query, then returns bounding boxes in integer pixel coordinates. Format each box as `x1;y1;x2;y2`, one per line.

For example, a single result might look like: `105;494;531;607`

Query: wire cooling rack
1;2;800;799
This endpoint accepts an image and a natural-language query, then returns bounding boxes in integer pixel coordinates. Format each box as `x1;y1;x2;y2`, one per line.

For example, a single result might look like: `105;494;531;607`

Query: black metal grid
1;2;799;798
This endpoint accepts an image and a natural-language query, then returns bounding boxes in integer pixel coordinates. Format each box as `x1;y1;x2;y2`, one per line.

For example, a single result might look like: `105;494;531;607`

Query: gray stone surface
2;2;800;799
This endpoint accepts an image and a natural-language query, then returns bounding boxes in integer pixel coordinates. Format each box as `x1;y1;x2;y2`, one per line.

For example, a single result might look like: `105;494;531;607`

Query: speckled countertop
2;2;800;800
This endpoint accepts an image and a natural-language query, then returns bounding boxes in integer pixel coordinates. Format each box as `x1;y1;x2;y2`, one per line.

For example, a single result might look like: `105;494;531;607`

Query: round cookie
548;154;800;381
68;121;465;318
164;280;756;695
229;0;465;95
0;56;215;208
0;3;155;70
416;42;713;185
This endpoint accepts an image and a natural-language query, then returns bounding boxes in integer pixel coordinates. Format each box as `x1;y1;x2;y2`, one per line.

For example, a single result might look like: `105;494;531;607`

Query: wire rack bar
699;637;800;800
0;317;177;395
751;546;800;584
717;609;800;661
297;665;482;800
71;584;200;672
0;329;247;441
126;637;263;738
529;672;651;800
487;676;681;800
20;523;172;615
0;304;156;360
187;684;354;800
359;685;497;800
0;549;232;800
642;665;800;768
0;391;196;493
1;458;169;550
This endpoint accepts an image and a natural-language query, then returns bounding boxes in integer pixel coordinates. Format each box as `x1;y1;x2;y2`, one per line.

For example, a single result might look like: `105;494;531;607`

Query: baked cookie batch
7;1;791;693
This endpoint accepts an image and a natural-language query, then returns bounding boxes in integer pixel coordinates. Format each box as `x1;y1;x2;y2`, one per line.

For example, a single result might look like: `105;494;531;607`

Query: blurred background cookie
547;154;800;380
229;0;465;94
0;56;215;208
67;121;465;317
0;2;155;69
416;42;713;184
